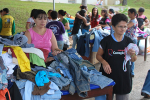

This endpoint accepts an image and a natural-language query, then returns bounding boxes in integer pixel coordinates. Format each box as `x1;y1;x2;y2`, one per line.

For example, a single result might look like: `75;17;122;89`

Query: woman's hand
102;61;112;74
127;49;136;57
46;57;54;62
52;48;63;56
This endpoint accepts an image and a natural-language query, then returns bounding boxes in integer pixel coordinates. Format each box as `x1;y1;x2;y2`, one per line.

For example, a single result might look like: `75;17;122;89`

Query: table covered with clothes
0;34;115;100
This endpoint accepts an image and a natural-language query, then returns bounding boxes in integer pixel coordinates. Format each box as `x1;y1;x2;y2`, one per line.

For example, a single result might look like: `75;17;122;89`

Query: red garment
0;88;11;100
38;48;49;62
3;47;30;59
91;15;101;28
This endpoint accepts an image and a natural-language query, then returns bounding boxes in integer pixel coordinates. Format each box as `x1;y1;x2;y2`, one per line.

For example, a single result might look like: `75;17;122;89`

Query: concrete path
84;55;150;100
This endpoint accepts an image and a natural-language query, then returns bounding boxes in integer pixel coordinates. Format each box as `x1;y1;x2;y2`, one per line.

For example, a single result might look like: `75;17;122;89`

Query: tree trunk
82;0;87;6
122;0;127;6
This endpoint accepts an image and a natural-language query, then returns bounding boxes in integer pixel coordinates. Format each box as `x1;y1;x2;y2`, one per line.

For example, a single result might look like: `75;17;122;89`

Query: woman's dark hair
30;9;37;17
138;7;145;12
109;9;115;14
112;14;128;27
33;9;47;19
51;11;58;19
0;10;2;13
3;8;9;13
79;9;86;17
128;8;137;16
80;5;87;10
91;7;99;21
47;9;53;13
101;9;108;17
58;10;67;16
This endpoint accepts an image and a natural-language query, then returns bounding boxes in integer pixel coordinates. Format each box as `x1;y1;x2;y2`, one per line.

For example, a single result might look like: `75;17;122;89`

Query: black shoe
141;92;150;98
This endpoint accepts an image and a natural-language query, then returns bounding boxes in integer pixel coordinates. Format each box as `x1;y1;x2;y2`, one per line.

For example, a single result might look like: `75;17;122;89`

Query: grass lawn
0;0;150;33
0;0;101;33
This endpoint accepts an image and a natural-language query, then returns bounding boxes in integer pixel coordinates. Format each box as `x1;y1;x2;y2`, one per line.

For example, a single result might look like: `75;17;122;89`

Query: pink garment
28;28;52;52
123;43;139;72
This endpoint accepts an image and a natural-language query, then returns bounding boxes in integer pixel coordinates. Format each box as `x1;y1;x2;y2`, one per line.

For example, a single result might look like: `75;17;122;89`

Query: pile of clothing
0;34;114;100
77;28;110;57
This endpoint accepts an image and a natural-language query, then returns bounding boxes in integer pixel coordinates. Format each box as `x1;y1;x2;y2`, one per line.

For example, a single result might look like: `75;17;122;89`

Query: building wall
76;0;97;5
21;0;97;4
103;0;120;5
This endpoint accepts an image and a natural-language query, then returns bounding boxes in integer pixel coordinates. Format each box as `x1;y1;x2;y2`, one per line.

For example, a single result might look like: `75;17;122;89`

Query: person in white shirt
100;0;103;5
47;9;53;24
26;9;37;30
96;0;100;5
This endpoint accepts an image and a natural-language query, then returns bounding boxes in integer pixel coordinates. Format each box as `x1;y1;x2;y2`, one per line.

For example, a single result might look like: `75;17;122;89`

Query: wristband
131;53;136;57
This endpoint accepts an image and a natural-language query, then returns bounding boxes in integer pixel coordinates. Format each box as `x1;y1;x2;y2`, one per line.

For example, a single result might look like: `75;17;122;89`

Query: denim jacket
56;52;90;97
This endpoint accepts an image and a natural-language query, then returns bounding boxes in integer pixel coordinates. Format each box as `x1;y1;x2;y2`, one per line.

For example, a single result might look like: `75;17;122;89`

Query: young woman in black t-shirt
98;9;110;29
96;14;137;100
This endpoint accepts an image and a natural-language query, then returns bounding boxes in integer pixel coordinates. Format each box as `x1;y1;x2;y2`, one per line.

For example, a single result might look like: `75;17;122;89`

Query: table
137;37;148;61
61;86;113;100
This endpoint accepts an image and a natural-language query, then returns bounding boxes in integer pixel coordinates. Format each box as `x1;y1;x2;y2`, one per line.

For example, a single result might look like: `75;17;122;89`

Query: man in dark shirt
136;7;149;31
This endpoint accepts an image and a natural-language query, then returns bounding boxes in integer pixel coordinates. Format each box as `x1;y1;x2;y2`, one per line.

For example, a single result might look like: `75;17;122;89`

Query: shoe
131;75;134;77
141;92;150;98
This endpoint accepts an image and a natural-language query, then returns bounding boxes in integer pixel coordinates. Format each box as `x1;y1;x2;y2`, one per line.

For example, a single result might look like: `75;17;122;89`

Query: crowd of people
0;5;150;100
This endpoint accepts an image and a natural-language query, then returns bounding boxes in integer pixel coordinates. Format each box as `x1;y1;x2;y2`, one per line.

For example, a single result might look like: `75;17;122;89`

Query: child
99;9;110;29
125;8;138;77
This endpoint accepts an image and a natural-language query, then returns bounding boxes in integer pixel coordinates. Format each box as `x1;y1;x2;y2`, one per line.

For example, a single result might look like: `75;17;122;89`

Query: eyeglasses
117;26;127;29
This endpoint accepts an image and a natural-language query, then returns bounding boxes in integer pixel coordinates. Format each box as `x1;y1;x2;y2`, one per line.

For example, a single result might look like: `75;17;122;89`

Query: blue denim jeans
41;90;62;100
56;64;73;81
131;39;137;75
72;29;82;49
57;41;64;50
65;48;82;61
81;66;114;89
82;29;89;34
56;52;90;97
141;70;150;95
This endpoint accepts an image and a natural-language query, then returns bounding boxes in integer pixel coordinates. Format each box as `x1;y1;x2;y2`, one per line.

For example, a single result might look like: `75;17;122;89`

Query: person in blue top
96;14;137;100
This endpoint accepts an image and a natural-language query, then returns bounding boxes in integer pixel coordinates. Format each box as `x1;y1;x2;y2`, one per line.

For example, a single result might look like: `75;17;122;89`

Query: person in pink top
25;9;61;62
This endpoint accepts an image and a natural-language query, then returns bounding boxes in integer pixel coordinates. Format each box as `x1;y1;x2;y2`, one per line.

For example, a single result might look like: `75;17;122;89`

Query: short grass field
0;0;101;33
0;0;150;33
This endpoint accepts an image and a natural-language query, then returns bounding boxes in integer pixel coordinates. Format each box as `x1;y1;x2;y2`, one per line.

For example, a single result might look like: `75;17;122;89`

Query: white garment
123;43;139;72
47;18;52;25
96;1;100;5
47;81;59;94
2;53;16;74
22;48;45;60
62;32;70;45
27;17;35;28
100;1;103;5
25;80;33;100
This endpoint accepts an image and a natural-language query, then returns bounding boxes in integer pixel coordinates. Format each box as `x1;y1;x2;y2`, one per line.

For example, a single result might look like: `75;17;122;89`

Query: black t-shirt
71;17;83;35
82;15;90;30
99;16;109;25
136;14;147;30
100;35;133;94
